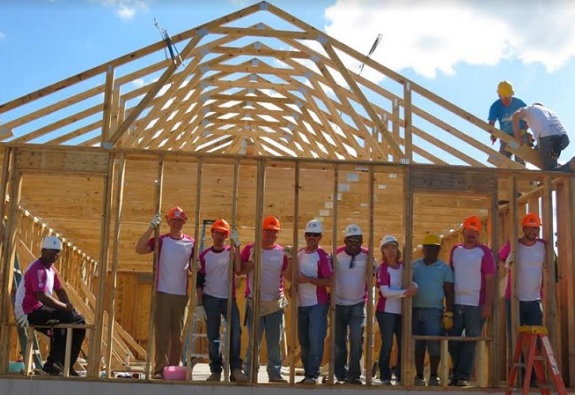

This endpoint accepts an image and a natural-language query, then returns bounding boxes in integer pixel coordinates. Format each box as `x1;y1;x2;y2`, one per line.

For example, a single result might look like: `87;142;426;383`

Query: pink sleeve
449;245;457;269
376;264;390;287
480;245;496;275
28;266;48;293
498;241;511;262
240;244;252;263
318;250;334;278
198;249;207;275
282;253;288;271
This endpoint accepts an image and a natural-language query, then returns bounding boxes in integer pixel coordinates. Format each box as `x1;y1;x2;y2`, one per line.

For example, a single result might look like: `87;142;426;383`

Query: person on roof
448;216;495;387
512;103;572;171
488;80;530;164
240;216;290;383
333;224;372;385
135;206;195;379
375;235;417;386
411;233;454;387
498;213;546;385
296;219;334;385
197;219;248;383
14;235;86;376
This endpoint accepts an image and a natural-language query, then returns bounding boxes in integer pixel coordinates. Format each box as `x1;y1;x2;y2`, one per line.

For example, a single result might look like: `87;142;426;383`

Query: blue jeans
448;305;484;381
412;307;443;358
203;294;243;372
334;302;365;381
243;305;284;377
376;311;402;381
298;304;328;379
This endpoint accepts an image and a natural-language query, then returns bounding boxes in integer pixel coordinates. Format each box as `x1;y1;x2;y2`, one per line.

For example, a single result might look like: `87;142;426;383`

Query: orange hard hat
522;212;541;227
263;216;281;231
463;215;482;232
211;218;231;236
166;206;187;221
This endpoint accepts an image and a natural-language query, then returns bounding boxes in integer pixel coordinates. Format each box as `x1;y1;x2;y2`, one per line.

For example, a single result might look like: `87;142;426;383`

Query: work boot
231;369;248;383
207;372;222;382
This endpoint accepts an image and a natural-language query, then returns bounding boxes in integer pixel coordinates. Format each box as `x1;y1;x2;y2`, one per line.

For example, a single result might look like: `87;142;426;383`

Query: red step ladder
506;326;566;395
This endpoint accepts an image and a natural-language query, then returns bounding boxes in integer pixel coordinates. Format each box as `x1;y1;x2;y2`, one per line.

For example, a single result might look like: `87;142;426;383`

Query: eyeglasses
345;237;362;245
305;233;321;238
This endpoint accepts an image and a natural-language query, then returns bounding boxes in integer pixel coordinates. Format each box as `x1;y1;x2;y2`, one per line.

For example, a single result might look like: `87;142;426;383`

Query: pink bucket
163;366;187;380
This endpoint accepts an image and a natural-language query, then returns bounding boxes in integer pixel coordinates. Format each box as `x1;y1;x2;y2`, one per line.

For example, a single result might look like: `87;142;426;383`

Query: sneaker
268;374;287;383
380;379;392;385
231;369;248;383
456;379;472;387
335;379;346;385
347;378;363;385
302;377;318;385
414;375;427;386
207;372;222;382
42;362;63;376
152;373;163;379
68;368;80;377
428;375;441;386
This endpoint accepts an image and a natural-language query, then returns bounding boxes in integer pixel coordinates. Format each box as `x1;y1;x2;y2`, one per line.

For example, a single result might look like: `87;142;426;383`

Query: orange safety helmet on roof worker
522;212;541;228
211;218;231;236
263;216;281;231
463;215;482;232
166;206;188;221
497;81;514;98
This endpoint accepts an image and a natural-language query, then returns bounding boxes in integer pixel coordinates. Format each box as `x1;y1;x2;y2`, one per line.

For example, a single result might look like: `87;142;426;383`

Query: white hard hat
344;224;362;238
379;234;398;249
304;219;323;234
42;235;62;251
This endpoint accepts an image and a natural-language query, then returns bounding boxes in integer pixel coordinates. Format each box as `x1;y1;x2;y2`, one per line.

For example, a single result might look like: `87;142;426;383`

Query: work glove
230;229;241;247
248;247;255;263
442;311;454;331
149;213;162;229
284;245;293;256
505;252;515;269
195;305;207;322
16;314;29;328
490;135;497;145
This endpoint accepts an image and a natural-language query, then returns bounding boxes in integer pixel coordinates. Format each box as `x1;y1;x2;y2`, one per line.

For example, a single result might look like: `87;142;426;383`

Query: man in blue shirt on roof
488;80;529;164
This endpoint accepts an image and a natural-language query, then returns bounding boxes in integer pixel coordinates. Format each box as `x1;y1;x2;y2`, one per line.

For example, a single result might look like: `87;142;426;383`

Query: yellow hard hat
422;233;441;246
497;81;514;98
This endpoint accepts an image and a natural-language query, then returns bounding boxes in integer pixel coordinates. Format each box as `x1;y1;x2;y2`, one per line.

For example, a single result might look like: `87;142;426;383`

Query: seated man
14;235;86;376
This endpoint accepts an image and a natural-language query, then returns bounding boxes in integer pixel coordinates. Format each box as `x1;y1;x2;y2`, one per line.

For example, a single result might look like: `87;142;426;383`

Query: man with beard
448;216;495;387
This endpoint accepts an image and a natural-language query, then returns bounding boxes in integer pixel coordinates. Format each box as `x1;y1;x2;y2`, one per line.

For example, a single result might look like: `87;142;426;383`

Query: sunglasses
305;233;321;238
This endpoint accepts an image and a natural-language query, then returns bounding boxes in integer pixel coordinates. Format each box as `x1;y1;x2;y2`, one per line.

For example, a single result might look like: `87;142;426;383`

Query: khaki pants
154;291;188;375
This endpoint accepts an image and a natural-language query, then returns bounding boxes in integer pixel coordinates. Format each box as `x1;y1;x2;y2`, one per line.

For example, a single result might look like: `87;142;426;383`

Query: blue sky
1;0;575;163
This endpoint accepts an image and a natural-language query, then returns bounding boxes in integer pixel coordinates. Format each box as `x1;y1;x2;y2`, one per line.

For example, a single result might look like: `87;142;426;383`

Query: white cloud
0;31;5;41
324;0;575;78
90;0;150;19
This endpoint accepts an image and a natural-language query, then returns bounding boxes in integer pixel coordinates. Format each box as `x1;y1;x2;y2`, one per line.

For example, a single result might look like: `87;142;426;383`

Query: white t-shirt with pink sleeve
241;244;288;302
148;234;195;296
20;259;62;314
297;247;334;307
199;246;236;299
334;246;368;306
376;262;404;314
499;239;546;301
450;243;496;306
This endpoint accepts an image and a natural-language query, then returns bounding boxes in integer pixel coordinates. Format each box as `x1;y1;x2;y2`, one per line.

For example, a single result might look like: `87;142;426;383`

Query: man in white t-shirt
333;224;370;385
197;219;247;383
512;103;572;171
498;212;546;386
240;215;289;383
135;206;194;378
296;219;334;384
448;216;495;387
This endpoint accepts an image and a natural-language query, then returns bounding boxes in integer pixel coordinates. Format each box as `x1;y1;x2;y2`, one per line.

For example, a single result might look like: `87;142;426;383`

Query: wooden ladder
506;325;566;395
